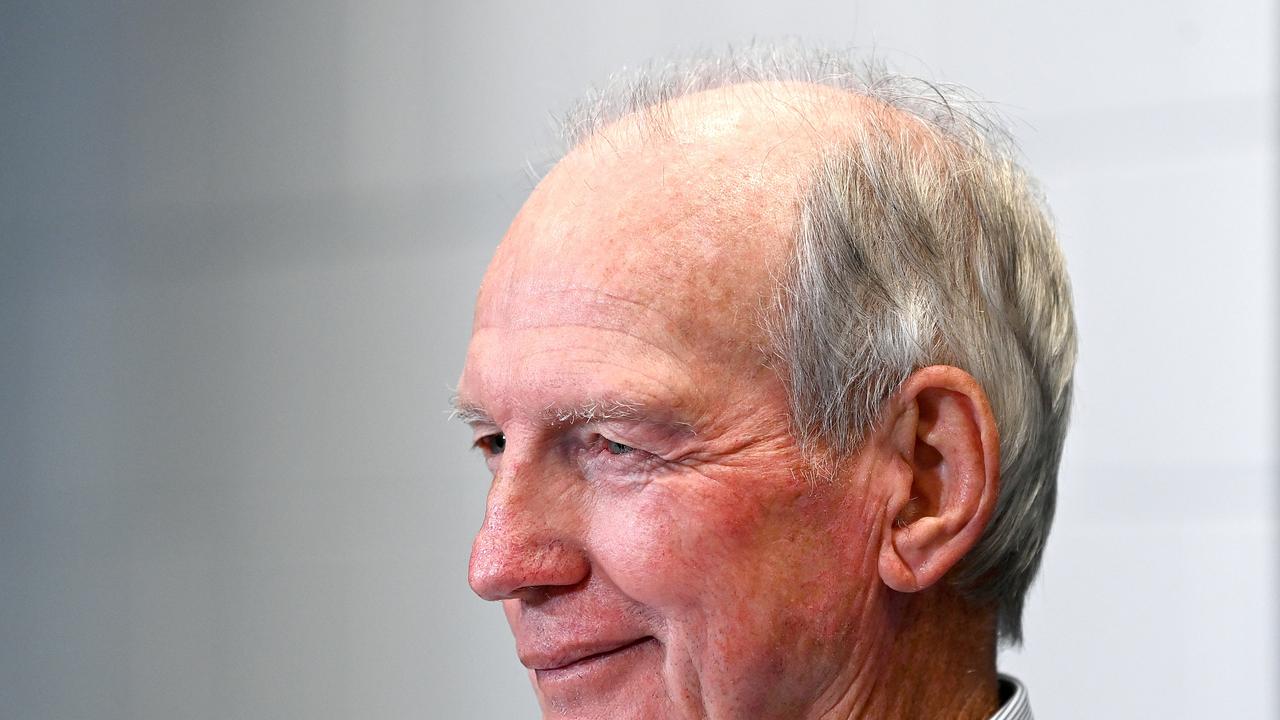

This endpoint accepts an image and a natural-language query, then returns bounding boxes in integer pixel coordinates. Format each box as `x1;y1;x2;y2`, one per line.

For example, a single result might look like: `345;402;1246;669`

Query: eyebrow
448;395;651;426
449;395;494;425
544;398;645;424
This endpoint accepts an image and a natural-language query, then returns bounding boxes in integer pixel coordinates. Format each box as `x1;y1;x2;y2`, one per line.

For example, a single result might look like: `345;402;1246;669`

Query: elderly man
454;47;1075;720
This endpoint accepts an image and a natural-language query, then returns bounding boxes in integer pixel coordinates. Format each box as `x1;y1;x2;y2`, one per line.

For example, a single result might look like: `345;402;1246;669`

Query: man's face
457;93;896;719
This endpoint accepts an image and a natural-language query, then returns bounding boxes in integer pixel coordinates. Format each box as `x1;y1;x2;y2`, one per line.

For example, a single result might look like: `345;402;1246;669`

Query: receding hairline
563;79;952;172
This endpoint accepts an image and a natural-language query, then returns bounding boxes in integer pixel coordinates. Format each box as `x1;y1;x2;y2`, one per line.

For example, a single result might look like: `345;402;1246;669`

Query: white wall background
2;1;1274;718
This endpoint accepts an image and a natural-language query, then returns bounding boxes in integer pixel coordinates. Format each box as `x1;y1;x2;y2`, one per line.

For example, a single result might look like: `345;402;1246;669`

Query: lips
521;636;655;672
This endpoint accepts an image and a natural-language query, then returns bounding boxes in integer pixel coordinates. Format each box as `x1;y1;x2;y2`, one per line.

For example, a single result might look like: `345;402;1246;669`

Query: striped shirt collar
990;674;1033;720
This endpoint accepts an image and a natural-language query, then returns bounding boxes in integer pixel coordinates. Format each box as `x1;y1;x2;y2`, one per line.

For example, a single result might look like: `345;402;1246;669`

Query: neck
816;588;1000;720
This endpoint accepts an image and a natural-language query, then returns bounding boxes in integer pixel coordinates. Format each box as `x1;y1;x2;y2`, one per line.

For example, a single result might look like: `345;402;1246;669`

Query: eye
604;438;634;455
475;432;506;455
580;432;661;482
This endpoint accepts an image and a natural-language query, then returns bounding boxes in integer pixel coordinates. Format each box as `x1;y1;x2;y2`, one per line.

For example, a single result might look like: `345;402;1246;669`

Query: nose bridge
468;457;589;601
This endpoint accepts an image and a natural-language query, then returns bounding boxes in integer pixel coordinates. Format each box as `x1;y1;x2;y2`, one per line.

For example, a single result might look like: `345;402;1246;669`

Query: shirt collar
989;674;1033;720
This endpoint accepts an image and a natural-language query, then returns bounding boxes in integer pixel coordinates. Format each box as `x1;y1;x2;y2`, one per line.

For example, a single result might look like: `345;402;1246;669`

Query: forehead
480;85;877;318
481;127;785;320
461;83;880;413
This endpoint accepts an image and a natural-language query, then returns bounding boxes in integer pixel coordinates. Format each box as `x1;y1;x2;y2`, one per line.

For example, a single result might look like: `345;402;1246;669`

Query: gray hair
556;42;1077;646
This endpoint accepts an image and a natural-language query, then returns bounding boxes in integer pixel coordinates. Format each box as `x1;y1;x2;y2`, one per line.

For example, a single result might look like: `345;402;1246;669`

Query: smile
530;636;657;681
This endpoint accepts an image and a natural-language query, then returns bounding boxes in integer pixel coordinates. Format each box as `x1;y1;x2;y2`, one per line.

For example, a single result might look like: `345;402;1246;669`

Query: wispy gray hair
555;42;1077;646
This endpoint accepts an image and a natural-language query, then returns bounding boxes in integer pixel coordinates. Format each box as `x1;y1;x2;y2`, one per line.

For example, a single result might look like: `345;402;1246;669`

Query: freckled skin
459;84;998;719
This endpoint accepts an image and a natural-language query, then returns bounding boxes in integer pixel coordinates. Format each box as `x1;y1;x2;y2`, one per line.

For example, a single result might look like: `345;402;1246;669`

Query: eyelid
585;431;664;469
596;434;635;454
590;420;690;459
468;421;500;439
590;418;655;441
470;428;505;455
588;428;638;450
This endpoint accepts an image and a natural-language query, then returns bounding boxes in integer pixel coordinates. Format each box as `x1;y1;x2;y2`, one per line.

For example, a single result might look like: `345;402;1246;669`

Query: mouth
529;636;656;675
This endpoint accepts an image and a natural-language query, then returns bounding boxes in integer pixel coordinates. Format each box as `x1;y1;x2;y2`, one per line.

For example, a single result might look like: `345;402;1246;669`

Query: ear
877;365;1000;593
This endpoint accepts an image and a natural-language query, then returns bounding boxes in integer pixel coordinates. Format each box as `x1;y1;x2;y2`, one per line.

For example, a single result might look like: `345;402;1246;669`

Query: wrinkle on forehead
476;81;907;368
476;282;693;350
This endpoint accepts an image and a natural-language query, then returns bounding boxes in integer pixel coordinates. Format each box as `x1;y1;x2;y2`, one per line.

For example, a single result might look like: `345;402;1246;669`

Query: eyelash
472;432;642;461
473;433;506;457
584;434;664;478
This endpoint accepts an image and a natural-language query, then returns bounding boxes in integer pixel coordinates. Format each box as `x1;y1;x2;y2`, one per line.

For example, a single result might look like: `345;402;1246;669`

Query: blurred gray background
1;1;1274;718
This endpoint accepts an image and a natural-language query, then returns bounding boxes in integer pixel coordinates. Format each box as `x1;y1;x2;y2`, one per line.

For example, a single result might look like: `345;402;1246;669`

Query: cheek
585;475;832;612
583;487;711;600
580;474;887;712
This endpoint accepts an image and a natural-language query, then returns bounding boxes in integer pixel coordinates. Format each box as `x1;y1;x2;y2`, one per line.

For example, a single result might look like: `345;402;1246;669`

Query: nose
468;471;591;602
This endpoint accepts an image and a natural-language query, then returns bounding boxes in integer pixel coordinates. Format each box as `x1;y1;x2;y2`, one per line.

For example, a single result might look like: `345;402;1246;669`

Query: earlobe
877;366;1000;594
